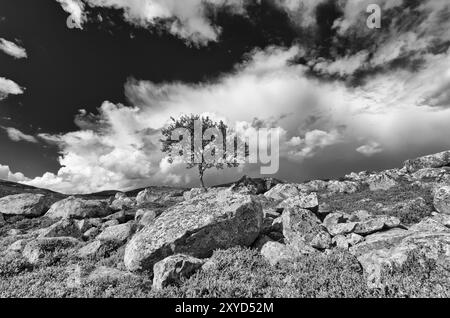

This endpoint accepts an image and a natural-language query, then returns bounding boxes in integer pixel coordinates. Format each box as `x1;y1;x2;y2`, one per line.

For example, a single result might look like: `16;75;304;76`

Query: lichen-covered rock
409;218;449;232
0;213;4;225
366;173;397;191
264;183;304;201
277;192;319;213
110;193;135;211
260;241;299;266
136;210;156;227
327;222;357;236
136;188;161;205
323;212;351;229
39;219;83;239
124;189;263;272
431;212;450;228
351;230;450;289
404;150;450;173
23;237;80;264
45;196;110;219
96;222;135;244
0;194;51;217
152;254;205;290
282;208;331;250
434;186;450;215
183;188;206;201
332;233;364;249
353;216;401;235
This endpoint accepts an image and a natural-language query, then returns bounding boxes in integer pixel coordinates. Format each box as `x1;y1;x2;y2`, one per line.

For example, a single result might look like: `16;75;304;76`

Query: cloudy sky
1;0;450;194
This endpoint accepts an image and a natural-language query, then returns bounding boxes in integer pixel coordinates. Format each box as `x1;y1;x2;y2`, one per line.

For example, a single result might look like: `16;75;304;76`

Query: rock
0;194;50;217
136;210;156;227
252;235;273;251
350;210;372;222
152;254;205;290
332;233;364;249
353;231;450;289
103;211;127;223
23;237;80;264
354;216;401;235
264;184;304;201
282;208;331;250
45;196;110;220
327;222;357;236
409;218;449;232
277;192;319;213
96;222;135;245
7;239;29;254
228;176;277;195
304;180;329;192
183;188;206;201
404;150;450;173
434;186;450;215
431;212;450;227
101;219;120;229
7;229;22;236
260;241;298;266
411;168;449;180
82;227;100;240
263;208;281;219
78;240;119;258
39;219;83;239
366;173;397;191
323;212;350;228
110;193;135;211
136;188;161;205
327;181;359;194
0;213;4;225
124;189;263;272
317;203;332;219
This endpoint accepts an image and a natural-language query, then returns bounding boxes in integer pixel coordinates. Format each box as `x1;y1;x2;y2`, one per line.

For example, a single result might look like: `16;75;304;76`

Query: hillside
0;150;449;298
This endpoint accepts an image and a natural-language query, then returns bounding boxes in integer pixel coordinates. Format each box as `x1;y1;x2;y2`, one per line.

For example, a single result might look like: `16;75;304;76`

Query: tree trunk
199;166;207;191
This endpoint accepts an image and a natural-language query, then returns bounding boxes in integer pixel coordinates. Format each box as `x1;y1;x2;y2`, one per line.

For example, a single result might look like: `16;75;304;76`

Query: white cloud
0;38;27;59
356;141;383;157
0;164;29;183
56;0;245;44
56;0;87;29
1;126;38;143
0;77;24;100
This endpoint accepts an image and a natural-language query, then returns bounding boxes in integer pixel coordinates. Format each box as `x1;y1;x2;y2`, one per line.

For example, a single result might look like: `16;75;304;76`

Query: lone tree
161;114;245;190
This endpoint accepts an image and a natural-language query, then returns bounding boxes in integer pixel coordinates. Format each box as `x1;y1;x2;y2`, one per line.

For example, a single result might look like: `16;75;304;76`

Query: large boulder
434;186;450;215
282;208;331;250
124;190;263;272
404;150;450;173
351;230;450;289
110;193;135;211
0;194;51;217
152;254;205;290
45;196;110;219
353;216;401;236
96;222;135;245
22;237;80;264
39;219;83;239
366;173;397;191
136;188;161;205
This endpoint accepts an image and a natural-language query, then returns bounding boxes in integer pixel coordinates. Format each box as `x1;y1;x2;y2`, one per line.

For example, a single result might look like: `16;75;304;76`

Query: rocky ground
0;151;450;298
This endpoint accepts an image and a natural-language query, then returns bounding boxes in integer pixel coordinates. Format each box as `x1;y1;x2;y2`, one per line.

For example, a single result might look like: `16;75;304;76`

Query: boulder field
1;150;450;291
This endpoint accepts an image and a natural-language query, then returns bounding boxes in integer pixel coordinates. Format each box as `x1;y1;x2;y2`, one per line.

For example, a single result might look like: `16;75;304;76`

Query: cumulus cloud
56;0;87;29
1;126;38;143
0;77;24;100
356;141;383;157
0;164;29;183
0;38;27;59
